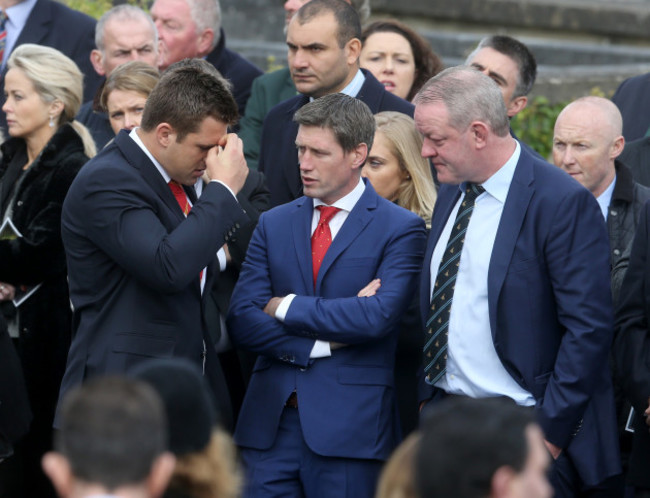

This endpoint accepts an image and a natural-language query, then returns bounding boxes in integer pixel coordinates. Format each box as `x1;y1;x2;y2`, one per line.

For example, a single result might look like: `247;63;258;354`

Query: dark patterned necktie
423;183;485;384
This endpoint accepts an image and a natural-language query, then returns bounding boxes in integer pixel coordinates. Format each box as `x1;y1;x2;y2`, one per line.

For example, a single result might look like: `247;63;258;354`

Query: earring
49;115;55;128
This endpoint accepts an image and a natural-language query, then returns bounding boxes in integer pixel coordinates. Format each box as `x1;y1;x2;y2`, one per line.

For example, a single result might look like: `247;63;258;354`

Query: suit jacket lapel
114;131;185;222
355;69;385;113
292;197;315;295
315;183;376;292
15;0;49;46
487;150;535;336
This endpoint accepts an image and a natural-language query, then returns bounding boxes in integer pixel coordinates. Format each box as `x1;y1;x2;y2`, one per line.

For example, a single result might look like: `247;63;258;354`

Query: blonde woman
363;111;436;226
0;43;94;496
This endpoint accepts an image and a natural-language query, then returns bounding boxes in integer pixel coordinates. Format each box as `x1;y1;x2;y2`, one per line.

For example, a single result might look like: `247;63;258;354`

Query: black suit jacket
0;0;101;134
57;130;249;429
258;69;415;207
206;30;263;119
612;73;650;142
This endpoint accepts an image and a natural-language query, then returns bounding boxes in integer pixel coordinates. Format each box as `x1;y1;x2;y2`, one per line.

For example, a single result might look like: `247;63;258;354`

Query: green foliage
510;96;567;160
63;0;149;19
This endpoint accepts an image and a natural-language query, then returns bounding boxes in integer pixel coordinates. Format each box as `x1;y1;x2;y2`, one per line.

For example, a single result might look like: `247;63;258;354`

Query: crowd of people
2;0;650;497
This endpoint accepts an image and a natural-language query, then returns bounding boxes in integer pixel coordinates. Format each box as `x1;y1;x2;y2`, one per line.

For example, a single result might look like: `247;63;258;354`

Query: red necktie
311;206;340;287
169;180;190;215
168;180;202;281
0;11;8;66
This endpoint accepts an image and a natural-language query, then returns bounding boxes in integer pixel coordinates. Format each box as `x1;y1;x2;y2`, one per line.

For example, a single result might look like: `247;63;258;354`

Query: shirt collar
597;174;616;220
130;128;171;183
313;177;365;212
309;69;365;102
461;140;521;204
6;0;37;30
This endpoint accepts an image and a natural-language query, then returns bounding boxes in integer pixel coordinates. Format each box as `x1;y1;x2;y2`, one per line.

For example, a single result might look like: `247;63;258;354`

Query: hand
357;278;381;297
263;297;284;318
0;283;15;301
544;439;562;460
205;133;248;194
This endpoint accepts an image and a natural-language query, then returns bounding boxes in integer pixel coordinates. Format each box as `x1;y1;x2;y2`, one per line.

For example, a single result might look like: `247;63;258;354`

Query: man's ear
42;452;74;498
345;38;362;66
155;123;175;147
351;142;368;169
470;121;490;149
507;96;528;118
490;465;517;498
611;135;625;160
196;28;215;58
90;49;106;77
147;452;176;498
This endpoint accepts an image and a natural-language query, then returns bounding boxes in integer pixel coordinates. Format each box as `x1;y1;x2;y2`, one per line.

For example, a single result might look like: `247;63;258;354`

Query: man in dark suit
57;59;249;430
259;0;413;208
239;0;371;170
77;5;160;150
150;0;261;118
0;0;101;133
227;93;426;498
416;67;621;497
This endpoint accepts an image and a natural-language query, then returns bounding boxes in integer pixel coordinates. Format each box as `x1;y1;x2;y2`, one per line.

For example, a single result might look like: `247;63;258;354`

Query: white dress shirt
428;141;535;406
596;175;616;221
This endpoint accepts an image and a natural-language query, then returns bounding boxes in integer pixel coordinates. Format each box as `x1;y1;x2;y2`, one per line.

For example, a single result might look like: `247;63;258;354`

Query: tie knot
317;205;340;225
464;183;485;203
168;179;184;193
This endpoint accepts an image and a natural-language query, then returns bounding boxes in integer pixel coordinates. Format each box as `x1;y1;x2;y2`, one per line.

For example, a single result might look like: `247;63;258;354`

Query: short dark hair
55;377;168;491
140;58;238;141
361;20;444;101
416;397;535;498
296;0;361;48
472;35;537;98
294;93;375;153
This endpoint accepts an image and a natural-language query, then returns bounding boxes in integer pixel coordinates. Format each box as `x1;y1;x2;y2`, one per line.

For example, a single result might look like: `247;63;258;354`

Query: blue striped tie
423;183;485;384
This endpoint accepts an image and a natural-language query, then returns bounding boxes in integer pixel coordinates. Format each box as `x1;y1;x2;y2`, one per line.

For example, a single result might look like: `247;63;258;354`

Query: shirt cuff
274;294;296;321
310;340;331;358
217;247;227;272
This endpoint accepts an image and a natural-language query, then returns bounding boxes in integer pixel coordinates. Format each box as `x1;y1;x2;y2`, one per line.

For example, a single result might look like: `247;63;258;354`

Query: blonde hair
168;429;242;498
7;44;96;158
100;60;160;112
374;112;436;227
375;432;420;498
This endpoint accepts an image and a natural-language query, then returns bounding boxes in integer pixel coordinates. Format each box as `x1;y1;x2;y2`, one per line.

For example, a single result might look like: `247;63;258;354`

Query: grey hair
186;0;222;50
414;66;510;137
294;93;375;153
95;5;158;53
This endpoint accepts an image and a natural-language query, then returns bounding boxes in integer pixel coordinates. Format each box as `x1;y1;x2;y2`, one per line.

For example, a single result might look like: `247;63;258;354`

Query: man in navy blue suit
58;59;250;430
416;66;621;497
258;0;414;208
228;93;426;498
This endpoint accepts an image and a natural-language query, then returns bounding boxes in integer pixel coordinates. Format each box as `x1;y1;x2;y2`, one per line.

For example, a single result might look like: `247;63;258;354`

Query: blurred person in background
0;43;95;498
360;19;443;102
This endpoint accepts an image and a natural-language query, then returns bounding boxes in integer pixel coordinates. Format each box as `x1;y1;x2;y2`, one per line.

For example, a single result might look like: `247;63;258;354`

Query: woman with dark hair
360;19;444;101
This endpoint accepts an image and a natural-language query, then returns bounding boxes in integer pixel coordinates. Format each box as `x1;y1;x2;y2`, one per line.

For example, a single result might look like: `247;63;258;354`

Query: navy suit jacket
612;73;650;141
206;30;263;119
57;130;248;428
421;146;620;486
227;181;426;460
258;69;415;207
0;0;101;134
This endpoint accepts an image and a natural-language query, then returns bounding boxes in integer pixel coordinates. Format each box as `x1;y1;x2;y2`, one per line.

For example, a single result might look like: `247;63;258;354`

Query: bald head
552;96;624;198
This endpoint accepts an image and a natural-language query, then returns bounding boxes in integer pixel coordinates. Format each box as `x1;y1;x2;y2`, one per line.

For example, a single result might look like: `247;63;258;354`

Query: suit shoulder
46;0;96;27
377;91;414;117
